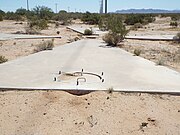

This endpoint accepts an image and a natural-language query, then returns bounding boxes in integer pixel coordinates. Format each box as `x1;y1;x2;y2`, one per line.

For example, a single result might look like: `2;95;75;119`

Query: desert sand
0;91;180;135
0;20;80;61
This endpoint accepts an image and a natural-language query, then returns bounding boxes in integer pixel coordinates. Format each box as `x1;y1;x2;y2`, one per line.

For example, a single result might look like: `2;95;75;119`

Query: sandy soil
0;20;81;61
122;40;180;72
123;17;180;72
0;91;180;135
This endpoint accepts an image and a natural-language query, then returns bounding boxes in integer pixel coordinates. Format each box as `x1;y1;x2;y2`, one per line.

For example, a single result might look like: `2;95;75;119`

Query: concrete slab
67;26;175;41
0;33;61;41
0;39;180;92
126;35;174;41
67;26;107;35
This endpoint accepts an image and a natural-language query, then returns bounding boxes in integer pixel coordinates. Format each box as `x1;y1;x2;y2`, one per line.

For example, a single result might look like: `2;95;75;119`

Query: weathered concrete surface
67;26;175;41
0;39;180;92
0;33;61;41
67;26;107;35
126;35;174;41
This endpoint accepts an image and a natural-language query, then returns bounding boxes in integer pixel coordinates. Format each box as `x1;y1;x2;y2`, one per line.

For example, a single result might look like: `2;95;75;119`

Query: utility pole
27;0;29;11
105;0;107;14
55;3;58;13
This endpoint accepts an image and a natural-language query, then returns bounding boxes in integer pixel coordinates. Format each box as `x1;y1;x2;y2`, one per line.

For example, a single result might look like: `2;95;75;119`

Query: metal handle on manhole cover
77;77;86;85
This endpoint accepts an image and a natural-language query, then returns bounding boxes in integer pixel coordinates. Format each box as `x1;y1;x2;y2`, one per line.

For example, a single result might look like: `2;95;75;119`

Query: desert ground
0;20;81;60
0;90;180;135
0;17;180;135
123;17;180;72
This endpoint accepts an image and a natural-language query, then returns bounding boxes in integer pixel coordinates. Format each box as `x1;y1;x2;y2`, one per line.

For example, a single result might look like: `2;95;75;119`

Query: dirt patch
0;20;81;61
0;91;180;135
122;40;180;72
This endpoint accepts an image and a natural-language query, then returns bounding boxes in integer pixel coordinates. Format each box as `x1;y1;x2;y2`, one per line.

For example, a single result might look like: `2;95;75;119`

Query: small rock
141;122;148;127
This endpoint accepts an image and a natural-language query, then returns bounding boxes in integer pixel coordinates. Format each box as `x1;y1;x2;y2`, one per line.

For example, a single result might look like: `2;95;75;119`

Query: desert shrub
134;49;141;56
25;27;40;35
103;15;129;46
34;40;54;52
170;22;178;27
156;57;165;66
53;10;72;25
131;23;143;30
124;14;155;25
32;6;54;20
84;29;93;35
0;15;3;21
81;12;100;25
173;32;180;42
0;9;5;16
103;33;124;46
0;56;8;64
28;19;48;30
98;17;109;31
4;12;25;21
173;49;180;63
171;14;180;21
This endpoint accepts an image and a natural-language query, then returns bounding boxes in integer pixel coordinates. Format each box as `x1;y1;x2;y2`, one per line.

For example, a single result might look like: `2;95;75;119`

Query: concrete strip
67;26;175;41
0;39;180;92
126;35;175;41
67;26;107;35
0;33;61;41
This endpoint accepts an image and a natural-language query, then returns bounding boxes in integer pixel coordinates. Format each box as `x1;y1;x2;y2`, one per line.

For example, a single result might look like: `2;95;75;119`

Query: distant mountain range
115;9;180;14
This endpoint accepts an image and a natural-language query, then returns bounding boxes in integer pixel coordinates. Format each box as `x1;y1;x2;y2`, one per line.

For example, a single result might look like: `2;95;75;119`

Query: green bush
28;19;48;30
131;23;143;30
81;12;100;25
171;14;180;21
53;11;72;25
103;15;129;46
156;57;165;66
103;33;126;46
25;27;40;35
124;14;155;25
84;29;93;35
4;12;25;21
170;22;178;27
0;15;3;21
0;56;8;64
34;40;54;52
134;49;141;56
32;6;54;20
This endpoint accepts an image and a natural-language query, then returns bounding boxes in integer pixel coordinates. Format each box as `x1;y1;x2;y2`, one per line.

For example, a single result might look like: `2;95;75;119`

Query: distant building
99;0;104;14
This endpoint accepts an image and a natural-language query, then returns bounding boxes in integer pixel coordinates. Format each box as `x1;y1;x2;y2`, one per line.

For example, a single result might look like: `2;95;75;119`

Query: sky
0;0;180;13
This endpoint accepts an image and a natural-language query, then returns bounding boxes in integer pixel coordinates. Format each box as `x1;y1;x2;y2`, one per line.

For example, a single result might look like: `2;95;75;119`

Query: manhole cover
54;69;104;86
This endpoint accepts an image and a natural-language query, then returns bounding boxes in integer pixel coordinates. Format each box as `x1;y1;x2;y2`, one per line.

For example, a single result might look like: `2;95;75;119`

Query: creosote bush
131;23;143;30
0;15;3;21
28;19;48;30
134;49;142;56
0;56;8;64
174;49;180;63
103;15;129;46
103;33;124;46
34;39;54;52
156;57;165;66
170;22;178;27
84;29;93;35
